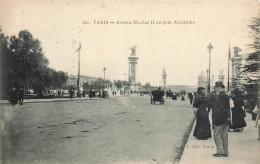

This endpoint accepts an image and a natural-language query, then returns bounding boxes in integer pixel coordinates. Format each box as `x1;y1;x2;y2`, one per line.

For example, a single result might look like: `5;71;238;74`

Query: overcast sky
1;0;259;86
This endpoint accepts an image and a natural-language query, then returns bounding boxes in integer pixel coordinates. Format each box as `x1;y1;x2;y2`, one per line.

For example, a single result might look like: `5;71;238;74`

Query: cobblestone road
1;96;194;164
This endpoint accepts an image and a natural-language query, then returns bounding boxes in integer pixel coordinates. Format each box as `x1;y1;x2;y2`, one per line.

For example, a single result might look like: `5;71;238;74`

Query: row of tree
82;78;112;91
0;28;68;99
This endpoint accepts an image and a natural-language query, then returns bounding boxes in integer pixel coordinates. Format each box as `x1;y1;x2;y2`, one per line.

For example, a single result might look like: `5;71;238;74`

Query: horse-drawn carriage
151;90;165;105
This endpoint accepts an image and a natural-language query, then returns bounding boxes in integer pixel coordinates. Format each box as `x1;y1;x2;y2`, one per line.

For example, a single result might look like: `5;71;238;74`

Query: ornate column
162;68;167;90
128;46;139;85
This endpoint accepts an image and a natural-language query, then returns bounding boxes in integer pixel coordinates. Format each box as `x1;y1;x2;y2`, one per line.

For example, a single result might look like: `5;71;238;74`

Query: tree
51;70;68;89
0;28;70;98
68;85;75;91
115;80;123;89
243;17;260;83
82;81;90;91
248;17;260;51
241;51;259;108
241;17;260;109
0;28;11;99
8;30;49;95
144;82;152;91
90;78;104;90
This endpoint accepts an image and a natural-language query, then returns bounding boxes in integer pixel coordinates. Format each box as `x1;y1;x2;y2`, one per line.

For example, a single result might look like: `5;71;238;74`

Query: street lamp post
207;43;213;93
228;41;231;91
206;69;209;92
103;67;106;90
124;73;126;96
75;43;81;97
212;75;214;92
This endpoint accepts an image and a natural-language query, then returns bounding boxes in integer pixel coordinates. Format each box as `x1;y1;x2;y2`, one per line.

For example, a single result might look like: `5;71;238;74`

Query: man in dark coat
9;88;18;105
82;90;85;97
188;93;194;104
58;90;61;98
211;82;230;157
17;88;24;105
69;89;74;99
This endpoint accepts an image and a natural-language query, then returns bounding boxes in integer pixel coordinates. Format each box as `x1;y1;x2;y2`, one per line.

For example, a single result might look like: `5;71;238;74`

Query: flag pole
228;40;231;91
77;43;81;97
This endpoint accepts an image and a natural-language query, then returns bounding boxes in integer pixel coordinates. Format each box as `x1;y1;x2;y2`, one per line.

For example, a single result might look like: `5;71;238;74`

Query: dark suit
211;91;230;155
212;92;230;125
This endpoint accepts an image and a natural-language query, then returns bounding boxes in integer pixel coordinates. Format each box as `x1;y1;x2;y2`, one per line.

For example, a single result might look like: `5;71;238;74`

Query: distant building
231;47;243;90
197;71;207;88
219;70;224;85
167;85;196;93
66;74;99;90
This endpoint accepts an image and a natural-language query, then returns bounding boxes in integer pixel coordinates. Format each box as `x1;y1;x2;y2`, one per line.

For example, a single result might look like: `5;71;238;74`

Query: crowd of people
191;81;259;157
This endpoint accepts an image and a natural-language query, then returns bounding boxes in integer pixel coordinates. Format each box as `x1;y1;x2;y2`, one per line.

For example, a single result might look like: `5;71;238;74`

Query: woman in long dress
229;89;247;132
193;87;212;140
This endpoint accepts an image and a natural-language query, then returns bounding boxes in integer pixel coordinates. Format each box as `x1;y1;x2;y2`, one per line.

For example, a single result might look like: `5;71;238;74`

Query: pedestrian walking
69;89;74;99
9;88;18;105
188;93;194;104
211;82;231;157
17;88;24;105
58;90;61;98
229;89;247;132
89;90;92;98
193;87;211;140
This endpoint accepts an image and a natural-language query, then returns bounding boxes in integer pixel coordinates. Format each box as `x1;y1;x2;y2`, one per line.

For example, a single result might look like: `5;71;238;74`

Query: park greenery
0;28;68;98
82;78;112;91
240;17;260;108
113;80;128;89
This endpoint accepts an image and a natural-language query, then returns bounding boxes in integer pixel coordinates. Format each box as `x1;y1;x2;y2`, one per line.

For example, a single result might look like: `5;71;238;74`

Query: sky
1;0;259;86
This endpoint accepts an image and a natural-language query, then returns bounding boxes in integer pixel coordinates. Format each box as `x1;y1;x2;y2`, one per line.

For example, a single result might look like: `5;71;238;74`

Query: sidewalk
179;113;260;164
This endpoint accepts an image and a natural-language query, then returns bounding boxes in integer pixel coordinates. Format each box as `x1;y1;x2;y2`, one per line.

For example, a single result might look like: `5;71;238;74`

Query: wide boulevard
1;95;194;164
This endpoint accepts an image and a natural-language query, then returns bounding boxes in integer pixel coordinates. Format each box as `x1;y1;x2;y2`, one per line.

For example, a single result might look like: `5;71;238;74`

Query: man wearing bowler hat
211;81;231;157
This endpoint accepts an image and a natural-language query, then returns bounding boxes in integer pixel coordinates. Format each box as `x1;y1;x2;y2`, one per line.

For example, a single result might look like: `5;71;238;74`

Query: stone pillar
162;68;167;90
128;46;139;91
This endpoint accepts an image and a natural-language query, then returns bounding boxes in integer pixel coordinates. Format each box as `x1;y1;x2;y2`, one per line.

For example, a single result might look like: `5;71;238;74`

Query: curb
174;115;196;164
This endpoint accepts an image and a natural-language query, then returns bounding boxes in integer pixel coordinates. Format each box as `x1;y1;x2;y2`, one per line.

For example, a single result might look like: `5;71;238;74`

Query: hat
197;87;205;94
215;81;225;89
